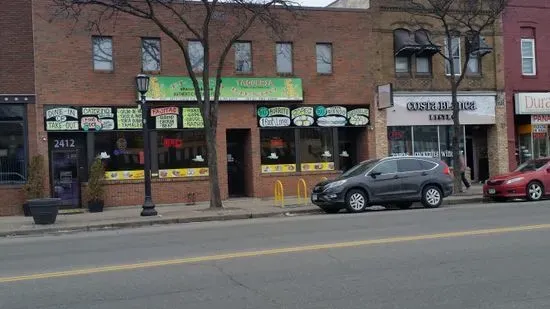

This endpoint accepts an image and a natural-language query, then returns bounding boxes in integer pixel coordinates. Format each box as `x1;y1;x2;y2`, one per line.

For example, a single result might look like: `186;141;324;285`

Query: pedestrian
459;151;470;191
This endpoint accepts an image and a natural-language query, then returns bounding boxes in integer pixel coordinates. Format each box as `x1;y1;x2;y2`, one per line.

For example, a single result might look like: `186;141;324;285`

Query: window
92;36;113;71
0;106;26;183
260;129;295;165
234;42;252;73
141;38;161;72
439;125;465;167
338;128;359;172
467;53;480;74
444;37;461;75
388;126;412;157
521;39;536;75
416;56;430;74
395;57;410;73
373;160;397;174
94;132;144;171
157;130;207;170
299;128;334;171
419;160;437;170
413;126;439;157
398;158;424;172
316;43;333;74
276;43;293;74
189;40;204;73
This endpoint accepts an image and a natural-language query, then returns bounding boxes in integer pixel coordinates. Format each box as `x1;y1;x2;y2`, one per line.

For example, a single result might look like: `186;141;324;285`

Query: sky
297;0;334;7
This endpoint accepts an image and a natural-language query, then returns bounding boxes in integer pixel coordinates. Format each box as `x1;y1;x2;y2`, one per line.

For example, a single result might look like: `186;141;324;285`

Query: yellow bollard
297;178;308;205
274;180;284;208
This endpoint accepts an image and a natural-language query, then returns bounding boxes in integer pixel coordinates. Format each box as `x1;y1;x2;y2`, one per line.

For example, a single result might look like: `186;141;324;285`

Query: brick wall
0;187;25;216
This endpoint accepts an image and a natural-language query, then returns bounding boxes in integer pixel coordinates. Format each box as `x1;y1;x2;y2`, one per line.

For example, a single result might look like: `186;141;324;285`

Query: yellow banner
301;162;335;172
261;164;296;173
104;170;144;180
159;168;209;178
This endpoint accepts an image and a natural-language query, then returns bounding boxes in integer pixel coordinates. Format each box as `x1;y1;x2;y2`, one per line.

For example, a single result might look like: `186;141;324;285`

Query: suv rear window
418;160;437;170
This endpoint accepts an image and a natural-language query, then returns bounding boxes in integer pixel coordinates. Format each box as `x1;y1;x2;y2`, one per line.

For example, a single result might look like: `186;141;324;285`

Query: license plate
488;188;496;194
312;194;318;201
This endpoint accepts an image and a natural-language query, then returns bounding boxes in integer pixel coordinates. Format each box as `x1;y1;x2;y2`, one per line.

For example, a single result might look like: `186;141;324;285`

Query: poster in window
45;107;79;131
104;170;145;180
347;108;369;126
81;107;115;131
151;107;179;129
257;106;291;127
261;164;296;173
182;108;204;128
291;106;314;126
117;108;142;129
315;105;348;127
158;168;209;178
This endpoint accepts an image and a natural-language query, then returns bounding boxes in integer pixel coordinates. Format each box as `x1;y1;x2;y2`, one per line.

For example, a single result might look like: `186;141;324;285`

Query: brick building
0;1;378;215
331;0;509;182
502;0;550;169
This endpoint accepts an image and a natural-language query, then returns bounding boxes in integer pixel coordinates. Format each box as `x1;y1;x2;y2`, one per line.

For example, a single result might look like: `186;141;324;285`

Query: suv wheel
345;189;367;213
422;185;442;208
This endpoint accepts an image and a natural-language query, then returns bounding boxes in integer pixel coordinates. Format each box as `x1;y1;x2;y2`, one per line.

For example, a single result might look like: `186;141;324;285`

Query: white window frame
276;42;293;74
316;43;333;74
444;37;461;76
92;36;113;71
521;38;536;76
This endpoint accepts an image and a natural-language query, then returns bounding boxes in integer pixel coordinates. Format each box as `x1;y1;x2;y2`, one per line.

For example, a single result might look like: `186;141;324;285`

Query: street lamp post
136;74;157;217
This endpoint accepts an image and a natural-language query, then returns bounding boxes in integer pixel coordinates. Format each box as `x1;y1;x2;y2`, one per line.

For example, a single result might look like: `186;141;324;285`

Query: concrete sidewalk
0;186;485;237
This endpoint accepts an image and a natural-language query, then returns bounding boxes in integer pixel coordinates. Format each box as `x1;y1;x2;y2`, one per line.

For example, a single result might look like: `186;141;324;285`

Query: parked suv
311;156;454;213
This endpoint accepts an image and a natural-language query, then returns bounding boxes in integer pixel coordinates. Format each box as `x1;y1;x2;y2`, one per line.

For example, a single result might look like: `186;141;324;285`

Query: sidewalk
0;185;485;237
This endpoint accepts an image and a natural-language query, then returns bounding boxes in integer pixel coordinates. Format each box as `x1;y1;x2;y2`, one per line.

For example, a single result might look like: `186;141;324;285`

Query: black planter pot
88;200;104;213
22;202;31;217
28;198;61;225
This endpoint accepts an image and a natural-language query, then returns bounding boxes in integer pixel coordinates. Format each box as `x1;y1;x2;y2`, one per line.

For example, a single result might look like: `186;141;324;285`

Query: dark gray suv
311;156;454;213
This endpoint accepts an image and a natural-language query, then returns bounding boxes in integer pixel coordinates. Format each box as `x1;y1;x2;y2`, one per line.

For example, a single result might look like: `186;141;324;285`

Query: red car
483;158;550;202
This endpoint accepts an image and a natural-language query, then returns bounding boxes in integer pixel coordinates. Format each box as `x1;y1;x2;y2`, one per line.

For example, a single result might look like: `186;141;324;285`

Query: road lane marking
2;223;550;283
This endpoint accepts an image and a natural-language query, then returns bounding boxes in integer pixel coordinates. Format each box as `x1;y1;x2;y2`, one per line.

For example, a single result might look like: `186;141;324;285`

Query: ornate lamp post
136;74;157;216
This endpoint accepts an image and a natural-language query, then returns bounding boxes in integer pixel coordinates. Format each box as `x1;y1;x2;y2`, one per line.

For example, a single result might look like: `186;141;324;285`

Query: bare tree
51;0;298;209
406;0;507;191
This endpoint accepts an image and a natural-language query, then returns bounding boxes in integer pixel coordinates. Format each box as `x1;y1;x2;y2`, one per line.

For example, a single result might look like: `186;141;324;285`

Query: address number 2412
54;139;75;148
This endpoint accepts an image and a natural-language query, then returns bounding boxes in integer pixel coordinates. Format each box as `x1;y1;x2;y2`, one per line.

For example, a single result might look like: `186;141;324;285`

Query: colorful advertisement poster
117;108;142;129
151;106;179;129
158;168;209;178
257;106;291;128
257;105;370;128
182;107;204;128
300;162;335;172
45;107;79;131
261;164;297;173
143;77;303;101
104;170;145;180
81;107;115;131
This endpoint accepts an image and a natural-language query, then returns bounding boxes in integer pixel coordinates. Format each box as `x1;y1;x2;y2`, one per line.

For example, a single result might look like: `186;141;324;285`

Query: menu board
117;108;142;129
81;107;115;131
45;107;79;131
151;107;179;129
182;108;204;128
257;105;370;128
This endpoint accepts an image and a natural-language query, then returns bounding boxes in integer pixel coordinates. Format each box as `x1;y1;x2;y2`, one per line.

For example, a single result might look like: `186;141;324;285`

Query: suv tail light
441;161;451;175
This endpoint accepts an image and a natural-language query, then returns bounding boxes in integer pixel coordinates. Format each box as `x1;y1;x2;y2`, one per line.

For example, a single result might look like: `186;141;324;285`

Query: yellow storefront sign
159;168;209;178
104;170;145;180
261;164;297;173
300;162;335;172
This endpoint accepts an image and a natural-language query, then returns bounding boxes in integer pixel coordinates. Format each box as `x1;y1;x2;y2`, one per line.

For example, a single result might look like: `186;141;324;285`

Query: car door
366;159;401;201
397;158;429;198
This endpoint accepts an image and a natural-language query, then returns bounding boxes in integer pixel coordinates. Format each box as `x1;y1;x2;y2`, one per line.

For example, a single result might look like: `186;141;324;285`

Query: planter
28;198;61;225
22;202;32;217
88;199;104;213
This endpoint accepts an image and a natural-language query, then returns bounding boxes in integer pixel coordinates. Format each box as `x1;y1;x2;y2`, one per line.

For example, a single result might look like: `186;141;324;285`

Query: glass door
51;150;81;209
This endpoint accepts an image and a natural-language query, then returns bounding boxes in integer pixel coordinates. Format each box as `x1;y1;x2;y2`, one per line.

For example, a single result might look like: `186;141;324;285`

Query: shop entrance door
51;150;81;209
226;129;249;197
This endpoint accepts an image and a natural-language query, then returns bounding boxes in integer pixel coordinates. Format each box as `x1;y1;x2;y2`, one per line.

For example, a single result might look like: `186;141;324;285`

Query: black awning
414;30;440;57
467;35;492;57
394;30;422;57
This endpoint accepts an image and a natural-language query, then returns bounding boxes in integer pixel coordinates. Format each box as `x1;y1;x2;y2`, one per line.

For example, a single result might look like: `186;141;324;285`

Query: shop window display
388;126;412;157
157;130;209;178
299;128;334;171
0;105;26;183
260;129;296;173
95;131;145;179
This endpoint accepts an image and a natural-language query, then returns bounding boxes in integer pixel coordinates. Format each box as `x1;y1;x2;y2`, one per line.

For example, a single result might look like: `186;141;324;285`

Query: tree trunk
205;119;223;208
451;82;463;193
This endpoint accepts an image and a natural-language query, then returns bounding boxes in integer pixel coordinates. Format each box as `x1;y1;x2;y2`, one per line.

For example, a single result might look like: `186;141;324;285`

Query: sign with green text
144;77;303;101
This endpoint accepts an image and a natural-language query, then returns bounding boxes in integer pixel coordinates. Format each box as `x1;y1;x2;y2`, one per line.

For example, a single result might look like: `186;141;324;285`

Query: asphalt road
2;200;550;308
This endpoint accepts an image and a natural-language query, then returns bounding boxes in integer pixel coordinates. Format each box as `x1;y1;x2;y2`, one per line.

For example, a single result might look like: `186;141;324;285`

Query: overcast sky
297;0;334;7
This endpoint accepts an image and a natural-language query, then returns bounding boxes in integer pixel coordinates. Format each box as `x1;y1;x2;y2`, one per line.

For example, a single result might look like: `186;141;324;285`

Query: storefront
386;92;496;181
513;92;550;164
43;77;370;208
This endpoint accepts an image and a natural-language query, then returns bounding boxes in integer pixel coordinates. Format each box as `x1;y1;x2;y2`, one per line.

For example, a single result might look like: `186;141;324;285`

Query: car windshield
514;159;550;172
340;159;380;178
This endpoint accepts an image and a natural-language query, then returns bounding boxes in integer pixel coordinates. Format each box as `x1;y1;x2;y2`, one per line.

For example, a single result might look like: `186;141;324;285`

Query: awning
414;30;440;57
467;35;492;57
394;30;422;57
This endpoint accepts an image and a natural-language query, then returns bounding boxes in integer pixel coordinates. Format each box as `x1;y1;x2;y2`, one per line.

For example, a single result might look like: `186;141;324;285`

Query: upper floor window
444;37;461;75
395;57;410;73
416;57;430;74
467;53;480;75
92;36;113;71
393;29;438;75
521;39;536;76
316;43;333;74
234;42;252;73
141;38;161;72
276;42;293;74
189;40;204;73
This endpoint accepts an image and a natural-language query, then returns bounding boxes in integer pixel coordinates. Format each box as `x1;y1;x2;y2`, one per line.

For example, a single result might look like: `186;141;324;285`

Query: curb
0;197;485;238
